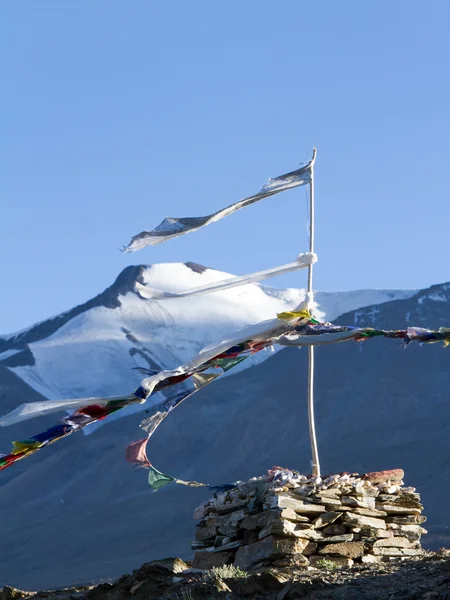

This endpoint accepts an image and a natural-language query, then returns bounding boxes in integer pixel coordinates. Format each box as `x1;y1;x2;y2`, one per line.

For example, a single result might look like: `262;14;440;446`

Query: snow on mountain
1;262;415;420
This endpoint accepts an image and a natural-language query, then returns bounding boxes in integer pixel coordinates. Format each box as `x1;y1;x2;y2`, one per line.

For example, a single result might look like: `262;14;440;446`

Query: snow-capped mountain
0;262;415;416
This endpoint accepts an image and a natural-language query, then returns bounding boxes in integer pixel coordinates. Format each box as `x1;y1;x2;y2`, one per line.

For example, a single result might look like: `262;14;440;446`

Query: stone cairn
192;467;426;571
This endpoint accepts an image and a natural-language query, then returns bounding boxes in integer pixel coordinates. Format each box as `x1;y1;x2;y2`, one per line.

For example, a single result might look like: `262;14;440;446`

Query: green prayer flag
148;465;176;490
209;356;248;372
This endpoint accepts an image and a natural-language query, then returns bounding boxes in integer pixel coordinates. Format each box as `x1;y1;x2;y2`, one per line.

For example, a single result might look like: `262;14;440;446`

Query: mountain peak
106;265;147;306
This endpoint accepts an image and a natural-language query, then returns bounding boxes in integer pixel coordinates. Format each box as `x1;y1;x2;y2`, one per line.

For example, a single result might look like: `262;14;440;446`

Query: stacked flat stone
191;468;426;571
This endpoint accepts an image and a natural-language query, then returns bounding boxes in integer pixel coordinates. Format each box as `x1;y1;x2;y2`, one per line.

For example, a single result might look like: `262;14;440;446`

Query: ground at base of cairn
3;550;450;600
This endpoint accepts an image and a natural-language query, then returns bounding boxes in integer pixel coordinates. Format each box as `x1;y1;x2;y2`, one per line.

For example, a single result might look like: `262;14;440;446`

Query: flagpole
307;148;320;477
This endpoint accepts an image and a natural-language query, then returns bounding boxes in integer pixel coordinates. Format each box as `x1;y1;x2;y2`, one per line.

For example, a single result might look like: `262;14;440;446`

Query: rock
238;480;270;496
321;534;355;543
217;523;239;538
195;525;217;541
193;502;210;520
234;535;311;570
386;524;427;541
272;554;309;568
352;507;387;517
191;541;209;549
399;524;427;534
212;540;242;552
241;509;309;531
312;511;343;529
303;542;318;556
372;537;413;548
375;504;422;515
0;588;29;600
240;512;268;531
215;500;248;514
242;529;259;545
217;509;246;537
341;496;376;509
224;575;265;598
359;529;393;538
317;488;342;498
386;515;427;525
372;547;424;557
318;496;343;508
192;550;234;569
258;570;291;589
361;469;404;483
309;555;354;568
361;554;380;564
148;558;189;573
321;524;346;535
130;580;146;593
214;579;232;593
318;541;365;559
278;508;311;523
265;495;326;514
343;512;387;530
214;535;227;547
259;520;324;541
379;495;423;509
439;559;450;572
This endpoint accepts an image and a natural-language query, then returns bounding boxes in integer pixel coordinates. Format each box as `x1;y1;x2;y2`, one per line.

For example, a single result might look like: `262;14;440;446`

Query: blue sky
1;1;449;333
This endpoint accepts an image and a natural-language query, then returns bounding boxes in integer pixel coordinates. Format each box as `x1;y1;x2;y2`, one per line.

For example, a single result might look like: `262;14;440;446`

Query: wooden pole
307;148;320;477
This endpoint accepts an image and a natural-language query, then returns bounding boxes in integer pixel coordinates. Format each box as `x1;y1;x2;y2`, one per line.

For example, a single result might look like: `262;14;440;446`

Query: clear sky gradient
1;1;449;333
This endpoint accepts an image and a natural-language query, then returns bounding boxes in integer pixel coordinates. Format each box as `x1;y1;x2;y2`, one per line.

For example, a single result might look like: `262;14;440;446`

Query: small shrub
167;588;195;600
315;558;339;571
179;588;195;600
202;564;248;584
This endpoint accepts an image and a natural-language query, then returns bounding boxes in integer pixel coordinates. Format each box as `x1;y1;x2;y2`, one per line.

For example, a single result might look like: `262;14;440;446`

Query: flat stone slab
215;500;248;515
372;547;423;557
234;535;311;570
258;520;324;542
343;512;387;530
375;504;422;515
320;534;355;543
319;541;365;559
265;495;326;514
312;511;343;529
341;496;376;509
386;515;427;525
352;507;388;518
373;536;414;548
